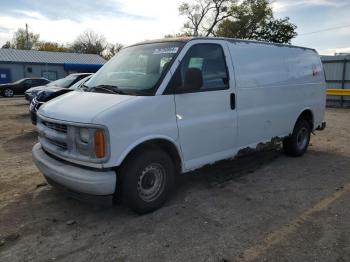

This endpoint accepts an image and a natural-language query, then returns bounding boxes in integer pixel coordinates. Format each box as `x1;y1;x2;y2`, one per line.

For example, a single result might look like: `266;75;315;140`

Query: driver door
170;42;237;170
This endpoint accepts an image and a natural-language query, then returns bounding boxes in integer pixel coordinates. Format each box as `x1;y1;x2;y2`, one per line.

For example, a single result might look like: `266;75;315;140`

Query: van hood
38;91;135;124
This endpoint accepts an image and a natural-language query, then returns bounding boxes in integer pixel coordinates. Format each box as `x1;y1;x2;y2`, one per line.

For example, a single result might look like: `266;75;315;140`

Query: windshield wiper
77;84;88;91
86;84;150;96
90;85;126;95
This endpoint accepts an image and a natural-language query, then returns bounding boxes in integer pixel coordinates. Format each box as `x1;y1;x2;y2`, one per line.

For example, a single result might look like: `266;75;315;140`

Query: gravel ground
0;97;349;262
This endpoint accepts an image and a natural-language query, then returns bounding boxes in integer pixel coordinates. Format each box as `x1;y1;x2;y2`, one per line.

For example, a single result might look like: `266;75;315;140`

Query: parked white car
32;37;326;213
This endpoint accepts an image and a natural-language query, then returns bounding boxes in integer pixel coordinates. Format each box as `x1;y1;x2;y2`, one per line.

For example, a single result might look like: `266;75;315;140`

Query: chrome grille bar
42;121;67;133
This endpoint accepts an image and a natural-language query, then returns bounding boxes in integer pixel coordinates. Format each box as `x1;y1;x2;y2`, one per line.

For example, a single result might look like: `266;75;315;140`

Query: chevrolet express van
33;37;326;213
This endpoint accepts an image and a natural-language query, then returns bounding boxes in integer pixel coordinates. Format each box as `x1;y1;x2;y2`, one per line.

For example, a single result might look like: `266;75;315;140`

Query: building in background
0;49;106;84
321;54;350;107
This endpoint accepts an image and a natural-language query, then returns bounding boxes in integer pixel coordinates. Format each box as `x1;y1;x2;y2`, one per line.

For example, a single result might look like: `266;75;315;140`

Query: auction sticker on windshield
153;47;179;54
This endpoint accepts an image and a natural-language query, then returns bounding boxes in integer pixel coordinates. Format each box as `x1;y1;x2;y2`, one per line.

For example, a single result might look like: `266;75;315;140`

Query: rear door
170;41;237;170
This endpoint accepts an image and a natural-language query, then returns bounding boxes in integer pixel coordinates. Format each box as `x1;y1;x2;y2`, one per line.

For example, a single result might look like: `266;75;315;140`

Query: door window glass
172;44;229;93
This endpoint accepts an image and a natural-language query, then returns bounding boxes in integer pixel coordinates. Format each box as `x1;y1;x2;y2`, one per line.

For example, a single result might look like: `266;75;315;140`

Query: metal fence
321;54;350;107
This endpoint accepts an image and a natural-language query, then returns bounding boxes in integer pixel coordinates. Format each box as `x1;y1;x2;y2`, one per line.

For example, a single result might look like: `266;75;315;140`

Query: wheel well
122;139;182;174
297;109;314;130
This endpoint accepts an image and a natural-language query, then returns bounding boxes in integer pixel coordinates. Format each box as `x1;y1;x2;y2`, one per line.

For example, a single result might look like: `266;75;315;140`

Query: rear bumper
32;143;116;197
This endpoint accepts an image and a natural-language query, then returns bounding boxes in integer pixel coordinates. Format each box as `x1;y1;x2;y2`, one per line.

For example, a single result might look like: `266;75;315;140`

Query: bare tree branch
179;0;232;37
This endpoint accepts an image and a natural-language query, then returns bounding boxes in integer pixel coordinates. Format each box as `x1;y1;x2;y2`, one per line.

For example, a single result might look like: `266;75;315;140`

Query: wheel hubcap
297;127;309;150
137;163;165;202
4;89;13;97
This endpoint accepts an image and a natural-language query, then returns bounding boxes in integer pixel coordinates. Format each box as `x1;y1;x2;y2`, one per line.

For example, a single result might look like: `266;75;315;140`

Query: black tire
3;88;14;97
119;147;175;214
283;119;311;157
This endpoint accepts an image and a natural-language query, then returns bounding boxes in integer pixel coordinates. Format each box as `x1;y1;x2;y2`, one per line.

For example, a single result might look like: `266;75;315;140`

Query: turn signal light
94;129;105;158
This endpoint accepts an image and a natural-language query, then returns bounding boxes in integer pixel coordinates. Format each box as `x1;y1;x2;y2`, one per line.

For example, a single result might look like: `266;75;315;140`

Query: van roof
132;37;317;53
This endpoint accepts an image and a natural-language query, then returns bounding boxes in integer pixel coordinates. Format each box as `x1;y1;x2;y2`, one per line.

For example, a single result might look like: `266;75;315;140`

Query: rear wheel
3;88;14;97
119;148;175;214
283;119;311;157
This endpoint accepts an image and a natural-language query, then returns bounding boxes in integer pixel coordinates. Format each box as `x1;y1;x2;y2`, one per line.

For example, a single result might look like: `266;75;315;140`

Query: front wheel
119;148;175;214
283;119;311;157
3;88;14;97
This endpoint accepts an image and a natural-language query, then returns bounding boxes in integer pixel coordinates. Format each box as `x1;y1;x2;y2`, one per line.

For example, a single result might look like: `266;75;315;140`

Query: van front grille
42;121;67;133
46;138;67;150
37;117;69;154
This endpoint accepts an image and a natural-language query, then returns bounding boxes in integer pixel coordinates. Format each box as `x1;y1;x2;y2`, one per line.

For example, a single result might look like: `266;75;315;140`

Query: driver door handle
230;93;236;110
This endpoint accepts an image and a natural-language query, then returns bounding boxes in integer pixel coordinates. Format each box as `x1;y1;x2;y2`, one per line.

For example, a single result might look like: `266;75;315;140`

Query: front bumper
32;143;116;197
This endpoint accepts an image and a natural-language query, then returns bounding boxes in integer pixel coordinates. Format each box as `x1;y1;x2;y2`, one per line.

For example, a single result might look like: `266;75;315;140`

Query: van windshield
85;42;184;95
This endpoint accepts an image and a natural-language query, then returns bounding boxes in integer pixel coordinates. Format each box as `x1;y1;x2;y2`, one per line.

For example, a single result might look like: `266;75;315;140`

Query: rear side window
167;44;229;93
24;79;32;85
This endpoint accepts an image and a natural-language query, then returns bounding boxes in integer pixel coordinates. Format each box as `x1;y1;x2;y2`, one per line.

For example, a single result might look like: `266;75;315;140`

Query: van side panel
274;47;325;133
229;41;326;148
227;42;268;147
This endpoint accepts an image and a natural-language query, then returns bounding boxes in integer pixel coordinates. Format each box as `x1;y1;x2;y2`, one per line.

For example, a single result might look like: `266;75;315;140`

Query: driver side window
167;44;229;94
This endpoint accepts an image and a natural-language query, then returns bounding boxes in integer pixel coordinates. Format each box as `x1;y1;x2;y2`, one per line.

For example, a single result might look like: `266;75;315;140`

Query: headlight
79;128;90;143
76;127;106;159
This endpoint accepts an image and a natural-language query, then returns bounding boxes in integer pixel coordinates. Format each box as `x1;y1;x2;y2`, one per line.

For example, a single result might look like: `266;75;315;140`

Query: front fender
115;135;183;168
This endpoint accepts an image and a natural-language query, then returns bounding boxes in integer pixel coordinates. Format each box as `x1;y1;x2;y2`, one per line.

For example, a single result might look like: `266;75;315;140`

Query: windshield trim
149;41;185;96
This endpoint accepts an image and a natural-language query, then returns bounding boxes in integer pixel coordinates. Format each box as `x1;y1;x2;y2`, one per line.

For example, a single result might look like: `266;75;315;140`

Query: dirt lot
0;97;350;262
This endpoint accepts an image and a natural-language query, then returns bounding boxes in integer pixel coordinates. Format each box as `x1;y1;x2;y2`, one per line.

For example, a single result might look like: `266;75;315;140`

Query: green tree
1;41;11;49
164;32;192;38
254;17;298;43
36;41;71;52
178;0;297;44
216;0;297;43
11;27;40;49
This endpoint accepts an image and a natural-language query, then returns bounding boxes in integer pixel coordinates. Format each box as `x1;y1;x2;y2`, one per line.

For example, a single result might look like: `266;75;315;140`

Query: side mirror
177;68;203;93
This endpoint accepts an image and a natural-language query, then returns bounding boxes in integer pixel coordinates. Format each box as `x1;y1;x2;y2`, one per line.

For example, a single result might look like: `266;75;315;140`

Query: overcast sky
0;0;349;55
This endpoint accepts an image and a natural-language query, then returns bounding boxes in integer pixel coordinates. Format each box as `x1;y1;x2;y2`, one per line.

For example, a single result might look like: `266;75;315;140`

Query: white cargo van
32;37;326;213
